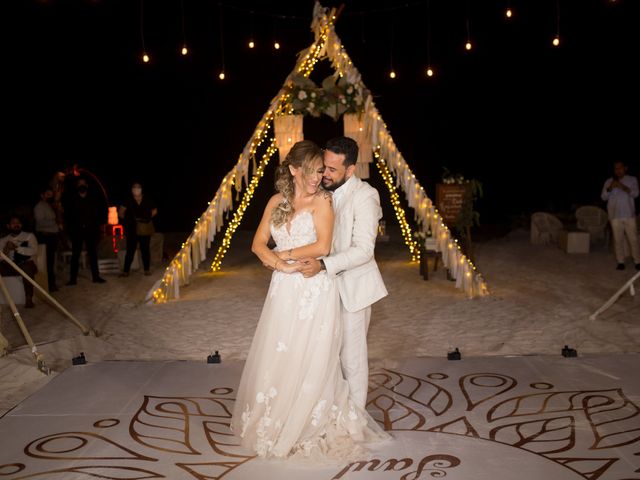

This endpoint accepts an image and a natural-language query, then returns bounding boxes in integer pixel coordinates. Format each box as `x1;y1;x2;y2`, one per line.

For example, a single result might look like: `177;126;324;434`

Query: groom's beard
322;175;347;192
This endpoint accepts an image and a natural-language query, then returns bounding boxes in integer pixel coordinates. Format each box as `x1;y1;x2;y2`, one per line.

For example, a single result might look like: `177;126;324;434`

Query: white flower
276;341;288;353
348;406;358;420
307;102;315;110
298;90;308;100
347;86;354;94
256;392;265;404
269;387;278;398
310;92;316;98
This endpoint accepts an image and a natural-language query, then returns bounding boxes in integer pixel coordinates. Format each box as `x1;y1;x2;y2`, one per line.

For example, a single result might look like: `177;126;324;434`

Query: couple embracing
230;137;391;462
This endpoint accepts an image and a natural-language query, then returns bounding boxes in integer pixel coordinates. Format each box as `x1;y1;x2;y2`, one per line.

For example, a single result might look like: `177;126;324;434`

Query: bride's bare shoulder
314;189;333;208
267;193;285;206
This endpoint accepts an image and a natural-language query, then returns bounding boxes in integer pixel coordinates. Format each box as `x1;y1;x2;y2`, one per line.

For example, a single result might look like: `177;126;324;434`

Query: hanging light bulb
181;46;188;55
506;8;513;18
552;36;560;46
426;66;434;77
465;41;472;51
219;71;225;80
389;70;396;79
142;53;150;63
274;41;280;50
248;40;255;49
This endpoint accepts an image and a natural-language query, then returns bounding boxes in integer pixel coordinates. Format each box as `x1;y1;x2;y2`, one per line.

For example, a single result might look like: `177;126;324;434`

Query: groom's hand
299;257;322;278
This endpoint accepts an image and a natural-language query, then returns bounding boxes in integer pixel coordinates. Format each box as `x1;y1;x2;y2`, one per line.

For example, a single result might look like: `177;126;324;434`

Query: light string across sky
136;1;619;79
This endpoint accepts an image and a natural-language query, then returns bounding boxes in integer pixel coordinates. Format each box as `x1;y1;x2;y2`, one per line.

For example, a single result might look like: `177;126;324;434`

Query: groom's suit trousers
340;304;372;411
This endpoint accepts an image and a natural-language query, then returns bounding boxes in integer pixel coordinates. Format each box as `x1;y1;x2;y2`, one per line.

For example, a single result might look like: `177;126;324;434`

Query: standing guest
119;182;157;276
64;177;107;285
0;216;38;308
34;187;61;292
601;161;640;270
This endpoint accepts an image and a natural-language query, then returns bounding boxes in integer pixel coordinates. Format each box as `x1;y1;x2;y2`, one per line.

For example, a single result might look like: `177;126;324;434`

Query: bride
230;140;389;462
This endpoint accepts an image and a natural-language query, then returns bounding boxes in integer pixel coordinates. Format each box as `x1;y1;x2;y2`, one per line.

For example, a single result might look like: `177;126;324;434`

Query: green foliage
285;74;368;121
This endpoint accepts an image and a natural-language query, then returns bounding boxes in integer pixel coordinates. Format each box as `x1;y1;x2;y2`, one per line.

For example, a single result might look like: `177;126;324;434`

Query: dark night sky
3;0;639;233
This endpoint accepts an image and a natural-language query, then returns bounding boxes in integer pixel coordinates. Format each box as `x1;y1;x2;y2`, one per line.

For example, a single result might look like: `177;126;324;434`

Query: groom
299;136;388;410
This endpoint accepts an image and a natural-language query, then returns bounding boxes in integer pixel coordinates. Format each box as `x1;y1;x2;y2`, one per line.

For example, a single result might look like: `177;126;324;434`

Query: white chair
576;206;608;244
531;212;564;245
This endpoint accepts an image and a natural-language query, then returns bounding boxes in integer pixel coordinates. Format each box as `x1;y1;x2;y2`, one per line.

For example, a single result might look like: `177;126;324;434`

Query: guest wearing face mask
34;187;62;292
119;182;157;276
0;216;39;308
64;177;107;285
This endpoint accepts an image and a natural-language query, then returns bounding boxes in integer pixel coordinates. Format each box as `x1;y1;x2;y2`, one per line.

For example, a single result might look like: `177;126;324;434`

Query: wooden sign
436;183;468;226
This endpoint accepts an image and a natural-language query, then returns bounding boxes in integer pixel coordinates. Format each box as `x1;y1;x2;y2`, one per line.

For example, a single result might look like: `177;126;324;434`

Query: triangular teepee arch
148;2;488;303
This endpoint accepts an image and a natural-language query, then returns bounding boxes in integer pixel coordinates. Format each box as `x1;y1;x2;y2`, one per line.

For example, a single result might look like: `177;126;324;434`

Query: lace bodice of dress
270;210;317;251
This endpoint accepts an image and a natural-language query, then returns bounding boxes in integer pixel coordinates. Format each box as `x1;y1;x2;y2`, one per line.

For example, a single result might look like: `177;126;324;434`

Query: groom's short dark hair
326;137;358;167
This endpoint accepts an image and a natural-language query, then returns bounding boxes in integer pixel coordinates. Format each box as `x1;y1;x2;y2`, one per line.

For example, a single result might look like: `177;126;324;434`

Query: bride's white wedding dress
230;210;389;462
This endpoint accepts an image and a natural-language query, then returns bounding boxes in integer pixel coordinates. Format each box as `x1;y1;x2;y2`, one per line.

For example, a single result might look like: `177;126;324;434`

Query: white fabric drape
274;114;304;164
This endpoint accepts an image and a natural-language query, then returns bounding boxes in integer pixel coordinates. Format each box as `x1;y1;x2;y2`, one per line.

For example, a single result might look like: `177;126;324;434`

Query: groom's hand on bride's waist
299;257;322;278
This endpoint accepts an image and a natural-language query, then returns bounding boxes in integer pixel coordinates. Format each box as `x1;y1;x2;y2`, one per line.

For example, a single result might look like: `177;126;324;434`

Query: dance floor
0;355;638;480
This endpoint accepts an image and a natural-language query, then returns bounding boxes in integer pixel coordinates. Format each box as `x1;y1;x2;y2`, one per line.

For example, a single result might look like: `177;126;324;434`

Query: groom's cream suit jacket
322;175;388;312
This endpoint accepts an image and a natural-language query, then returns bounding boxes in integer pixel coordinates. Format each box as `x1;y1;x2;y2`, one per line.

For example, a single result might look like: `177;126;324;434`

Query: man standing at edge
299;136;388;410
601;161;640;270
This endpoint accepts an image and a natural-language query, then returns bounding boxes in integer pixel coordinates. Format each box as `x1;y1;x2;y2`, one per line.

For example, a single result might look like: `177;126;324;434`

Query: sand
1;227;638;416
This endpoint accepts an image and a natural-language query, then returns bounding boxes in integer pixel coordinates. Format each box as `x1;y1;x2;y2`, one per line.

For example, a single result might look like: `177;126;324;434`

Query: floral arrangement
288;75;325;117
285;74;368;121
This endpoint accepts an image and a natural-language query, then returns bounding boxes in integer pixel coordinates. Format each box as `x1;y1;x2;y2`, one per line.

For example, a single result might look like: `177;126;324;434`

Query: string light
465;0;473;51
505;1;513;19
248;11;255;49
139;0;148;64
211;138;279;271
389;14;396;80
180;0;188;56
375;148;419;262
553;0;561;47
273;17;280;50
425;0;435;79
218;4;226;79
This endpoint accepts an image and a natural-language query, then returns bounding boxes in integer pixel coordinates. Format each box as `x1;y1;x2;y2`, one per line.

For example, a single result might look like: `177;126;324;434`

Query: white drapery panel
274;114;304;163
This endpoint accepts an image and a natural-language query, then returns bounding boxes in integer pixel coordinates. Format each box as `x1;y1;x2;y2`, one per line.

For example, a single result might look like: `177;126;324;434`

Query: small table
559;230;590;254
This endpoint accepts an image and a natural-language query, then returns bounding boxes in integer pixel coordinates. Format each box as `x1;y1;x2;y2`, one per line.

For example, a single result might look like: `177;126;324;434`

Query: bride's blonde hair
271;140;323;227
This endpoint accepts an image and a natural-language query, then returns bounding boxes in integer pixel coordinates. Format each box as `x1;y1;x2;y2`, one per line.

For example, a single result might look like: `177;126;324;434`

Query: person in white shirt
0;216;38;308
34;187;61;291
601;161;640;270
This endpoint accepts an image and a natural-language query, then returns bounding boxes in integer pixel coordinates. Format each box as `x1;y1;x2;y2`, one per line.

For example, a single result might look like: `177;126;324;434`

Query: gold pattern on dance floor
1;363;638;479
